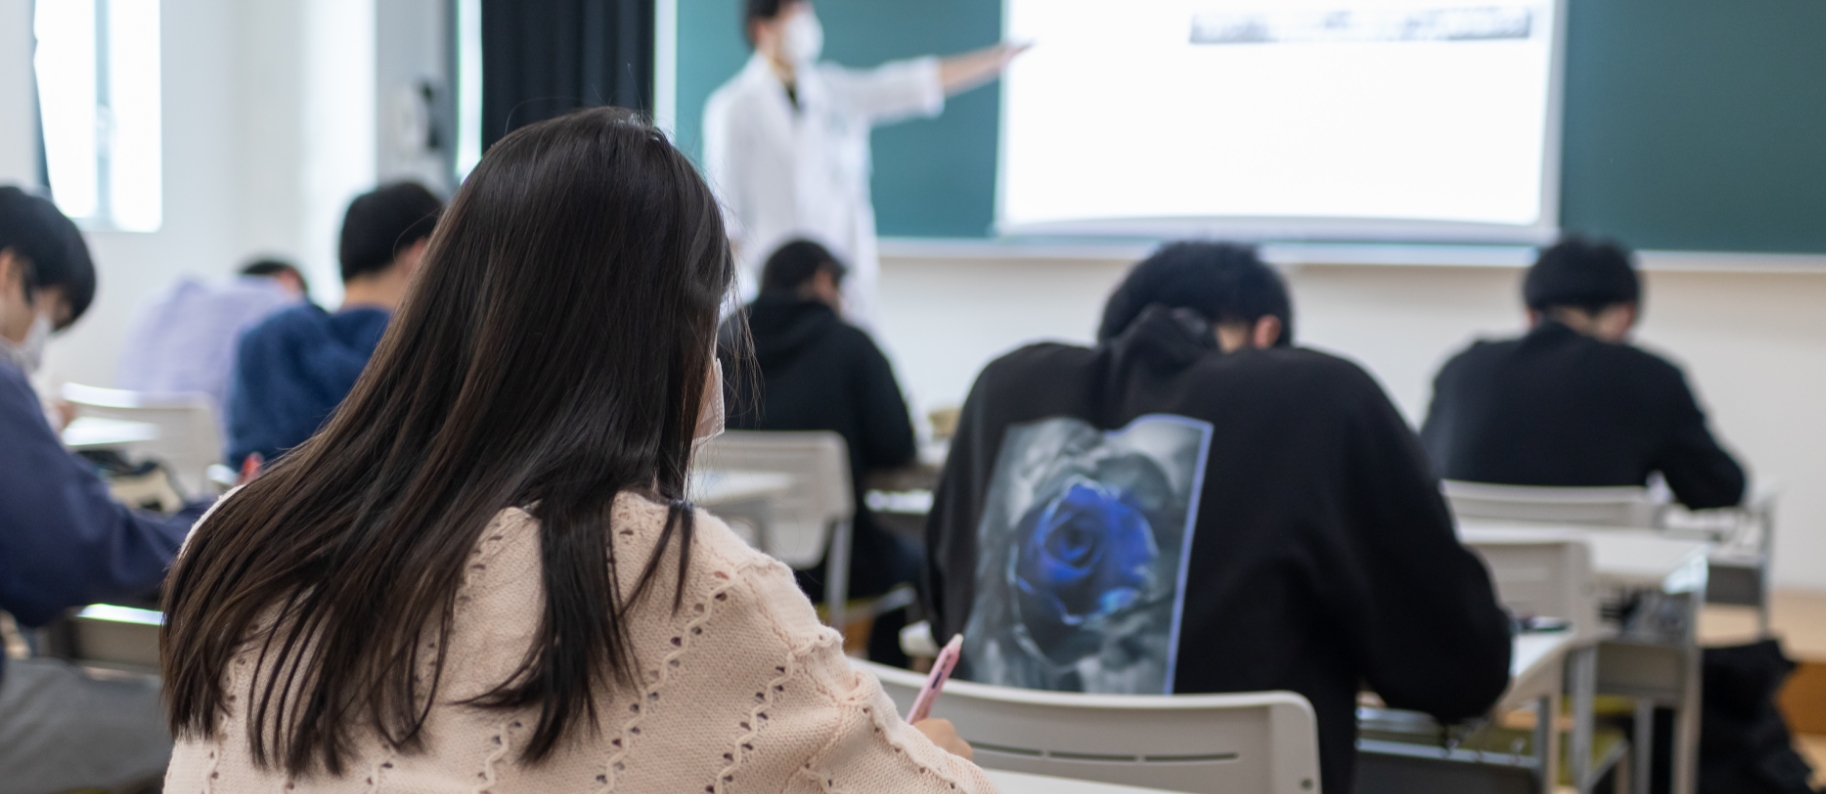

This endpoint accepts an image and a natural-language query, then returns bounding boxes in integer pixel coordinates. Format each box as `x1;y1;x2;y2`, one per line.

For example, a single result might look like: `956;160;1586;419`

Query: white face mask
781;9;824;64
693;358;726;453
0;310;49;374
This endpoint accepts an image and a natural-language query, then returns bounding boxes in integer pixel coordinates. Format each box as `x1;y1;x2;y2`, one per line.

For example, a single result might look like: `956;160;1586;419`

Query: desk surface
62;416;160;448
689;469;795;506
1460;523;1711;591
982;769;1186;794
1501;629;1575;710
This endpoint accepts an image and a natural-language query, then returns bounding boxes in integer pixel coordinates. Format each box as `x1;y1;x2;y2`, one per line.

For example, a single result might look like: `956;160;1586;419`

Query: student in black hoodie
722;239;920;658
925;242;1512;793
1421;236;1745;508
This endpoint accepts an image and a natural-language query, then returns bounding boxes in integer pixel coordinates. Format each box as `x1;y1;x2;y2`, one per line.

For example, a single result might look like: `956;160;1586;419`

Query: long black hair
162;107;734;775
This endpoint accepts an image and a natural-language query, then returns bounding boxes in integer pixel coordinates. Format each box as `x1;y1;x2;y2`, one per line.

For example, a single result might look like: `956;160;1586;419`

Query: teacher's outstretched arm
939;42;1031;95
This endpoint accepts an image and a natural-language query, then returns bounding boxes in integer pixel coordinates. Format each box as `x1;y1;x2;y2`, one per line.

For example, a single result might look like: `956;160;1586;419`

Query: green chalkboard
1560;1;1826;252
675;0;1826;252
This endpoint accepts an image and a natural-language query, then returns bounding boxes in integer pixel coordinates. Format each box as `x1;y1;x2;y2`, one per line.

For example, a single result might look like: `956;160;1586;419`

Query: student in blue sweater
225;182;443;468
0;186;209;792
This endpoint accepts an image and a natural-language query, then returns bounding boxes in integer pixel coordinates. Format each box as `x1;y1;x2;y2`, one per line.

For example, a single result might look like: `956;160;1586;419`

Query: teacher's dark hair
161;107;735;776
743;0;796;45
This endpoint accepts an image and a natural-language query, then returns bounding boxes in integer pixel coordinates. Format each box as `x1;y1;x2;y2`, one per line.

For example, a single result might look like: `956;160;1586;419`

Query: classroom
1;1;1823;793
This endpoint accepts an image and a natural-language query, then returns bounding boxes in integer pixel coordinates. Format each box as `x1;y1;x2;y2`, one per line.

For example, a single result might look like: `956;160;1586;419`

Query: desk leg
1535;693;1561;794
1569;645;1597;794
1632;699;1653;794
1673;640;1701;794
824;519;852;634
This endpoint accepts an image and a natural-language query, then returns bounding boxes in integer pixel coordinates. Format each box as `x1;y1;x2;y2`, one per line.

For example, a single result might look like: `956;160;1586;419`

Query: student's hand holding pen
914;718;973;760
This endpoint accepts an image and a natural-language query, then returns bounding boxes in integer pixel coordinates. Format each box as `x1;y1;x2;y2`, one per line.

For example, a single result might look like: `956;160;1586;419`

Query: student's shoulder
240;303;329;345
0;361;42;424
1241;346;1395;403
1604;342;1694;397
704;69;770;114
979;341;1099;383
1442;334;1525;366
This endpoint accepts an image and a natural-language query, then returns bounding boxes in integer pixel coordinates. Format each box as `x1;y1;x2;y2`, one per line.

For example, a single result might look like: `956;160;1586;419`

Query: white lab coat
703;53;945;326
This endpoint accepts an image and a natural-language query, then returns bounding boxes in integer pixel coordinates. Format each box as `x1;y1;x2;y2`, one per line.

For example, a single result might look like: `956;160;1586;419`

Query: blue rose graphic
1009;478;1159;665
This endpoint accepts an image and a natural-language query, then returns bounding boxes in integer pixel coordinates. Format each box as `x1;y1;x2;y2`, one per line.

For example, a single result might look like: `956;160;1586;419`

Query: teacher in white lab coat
704;0;1024;326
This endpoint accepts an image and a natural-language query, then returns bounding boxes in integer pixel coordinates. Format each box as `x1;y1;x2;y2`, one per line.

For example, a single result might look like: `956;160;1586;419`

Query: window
35;0;162;232
453;0;482;181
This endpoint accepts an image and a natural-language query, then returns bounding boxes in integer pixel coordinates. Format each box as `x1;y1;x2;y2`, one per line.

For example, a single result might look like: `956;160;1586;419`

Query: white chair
1460;534;1600;644
692;430;855;629
1446;479;1777;632
1442;480;1660;528
62;383;221;498
857;660;1322;794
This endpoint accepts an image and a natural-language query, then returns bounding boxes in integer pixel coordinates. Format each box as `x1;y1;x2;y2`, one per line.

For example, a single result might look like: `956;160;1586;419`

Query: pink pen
908;634;964;723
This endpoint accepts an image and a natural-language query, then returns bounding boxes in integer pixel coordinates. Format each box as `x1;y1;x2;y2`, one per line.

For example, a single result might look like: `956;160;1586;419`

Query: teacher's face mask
782;8;824;64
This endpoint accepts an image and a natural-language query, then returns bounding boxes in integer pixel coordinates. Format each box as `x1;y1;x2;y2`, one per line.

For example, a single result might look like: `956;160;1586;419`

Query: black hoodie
925;306;1512;794
722;293;919;596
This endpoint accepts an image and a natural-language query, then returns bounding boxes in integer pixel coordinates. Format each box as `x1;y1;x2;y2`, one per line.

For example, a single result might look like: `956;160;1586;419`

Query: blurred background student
722;239;921;663
114;257;307;426
1422;236;1746;509
225;182;442;469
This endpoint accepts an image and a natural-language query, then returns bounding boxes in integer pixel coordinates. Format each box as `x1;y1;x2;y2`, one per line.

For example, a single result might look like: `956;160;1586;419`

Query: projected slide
998;0;1562;241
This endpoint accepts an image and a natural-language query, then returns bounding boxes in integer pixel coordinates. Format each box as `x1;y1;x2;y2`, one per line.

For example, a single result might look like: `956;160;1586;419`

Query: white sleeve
820;56;945;126
700;92;747;244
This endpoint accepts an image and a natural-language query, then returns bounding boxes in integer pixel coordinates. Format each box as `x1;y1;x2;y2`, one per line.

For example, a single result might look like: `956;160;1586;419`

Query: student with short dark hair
116;257;308;418
926;242;1512;793
225;182;443;468
0;185;205;793
162;109;985;792
722;238;920;661
1421;235;1746;508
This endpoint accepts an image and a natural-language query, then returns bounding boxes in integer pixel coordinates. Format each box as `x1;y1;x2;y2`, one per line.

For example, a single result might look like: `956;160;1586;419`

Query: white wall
375;0;452;193
301;0;378;307
875;252;1826;591
0;0;37;187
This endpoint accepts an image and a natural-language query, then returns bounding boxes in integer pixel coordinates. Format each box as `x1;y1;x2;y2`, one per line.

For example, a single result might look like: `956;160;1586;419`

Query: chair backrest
62;383;221;498
1459;530;1600;643
858;660;1322;794
692;430;852;568
1442;480;1659;528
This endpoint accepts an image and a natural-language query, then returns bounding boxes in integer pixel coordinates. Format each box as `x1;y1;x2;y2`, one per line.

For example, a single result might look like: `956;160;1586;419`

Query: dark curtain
479;0;654;152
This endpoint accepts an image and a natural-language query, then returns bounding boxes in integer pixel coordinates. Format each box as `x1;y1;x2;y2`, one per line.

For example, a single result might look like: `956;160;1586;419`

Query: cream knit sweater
165;494;997;793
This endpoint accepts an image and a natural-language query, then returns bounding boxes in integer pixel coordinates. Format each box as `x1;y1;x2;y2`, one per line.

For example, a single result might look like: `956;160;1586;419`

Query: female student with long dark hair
160;108;989;792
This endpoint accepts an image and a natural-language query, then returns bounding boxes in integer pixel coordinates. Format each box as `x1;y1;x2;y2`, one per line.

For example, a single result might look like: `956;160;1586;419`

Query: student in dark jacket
0;186;207;793
1421;236;1745;509
225;182;443;468
721;240;920;648
925;242;1512;794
